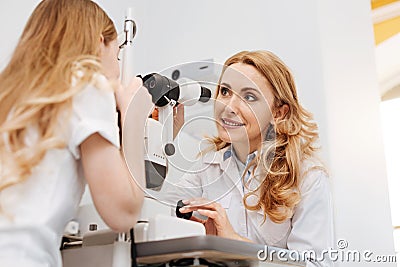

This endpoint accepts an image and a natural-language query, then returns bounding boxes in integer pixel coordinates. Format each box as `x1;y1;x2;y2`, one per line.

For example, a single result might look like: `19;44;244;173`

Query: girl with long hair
0;0;145;266
162;50;334;266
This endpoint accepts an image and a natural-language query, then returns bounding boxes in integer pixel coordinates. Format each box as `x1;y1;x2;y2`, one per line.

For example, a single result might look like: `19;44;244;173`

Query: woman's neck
232;142;257;163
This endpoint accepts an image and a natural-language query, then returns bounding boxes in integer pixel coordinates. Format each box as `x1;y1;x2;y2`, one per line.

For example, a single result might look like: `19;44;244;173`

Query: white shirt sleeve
287;169;335;267
68;83;120;159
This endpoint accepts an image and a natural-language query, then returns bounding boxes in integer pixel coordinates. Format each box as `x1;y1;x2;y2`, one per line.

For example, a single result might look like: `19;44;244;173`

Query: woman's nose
224;94;241;114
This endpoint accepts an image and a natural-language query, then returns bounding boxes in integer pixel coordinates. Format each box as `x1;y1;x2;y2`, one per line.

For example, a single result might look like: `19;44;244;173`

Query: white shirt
0;77;120;267
161;145;335;267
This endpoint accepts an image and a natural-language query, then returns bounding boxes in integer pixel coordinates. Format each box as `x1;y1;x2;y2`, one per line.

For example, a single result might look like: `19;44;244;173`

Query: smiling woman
161;50;334;267
214;62;278;163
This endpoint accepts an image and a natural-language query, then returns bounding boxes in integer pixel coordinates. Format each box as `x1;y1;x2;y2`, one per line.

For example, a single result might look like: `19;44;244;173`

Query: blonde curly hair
0;0;117;191
209;50;321;223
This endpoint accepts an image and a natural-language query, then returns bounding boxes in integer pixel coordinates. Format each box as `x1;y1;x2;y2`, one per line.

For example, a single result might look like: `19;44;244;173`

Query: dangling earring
265;123;275;141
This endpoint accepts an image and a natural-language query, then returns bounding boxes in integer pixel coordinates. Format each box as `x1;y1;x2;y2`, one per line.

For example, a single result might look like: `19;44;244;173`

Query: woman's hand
179;198;242;240
114;77;143;123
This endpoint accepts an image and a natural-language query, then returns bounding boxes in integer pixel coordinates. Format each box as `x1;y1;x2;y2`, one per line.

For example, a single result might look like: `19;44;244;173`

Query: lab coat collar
202;145;258;165
202;146;230;165
202;145;252;197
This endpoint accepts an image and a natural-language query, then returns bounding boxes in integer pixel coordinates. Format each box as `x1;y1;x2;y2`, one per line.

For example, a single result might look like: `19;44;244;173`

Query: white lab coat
161;145;335;267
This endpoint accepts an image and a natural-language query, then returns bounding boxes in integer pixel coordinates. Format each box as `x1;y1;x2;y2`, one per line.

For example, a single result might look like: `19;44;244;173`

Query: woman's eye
244;94;257;101
220;86;230;96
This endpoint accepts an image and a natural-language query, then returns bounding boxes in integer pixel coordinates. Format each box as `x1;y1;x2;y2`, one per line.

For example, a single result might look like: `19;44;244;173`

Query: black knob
164;143;175;156
176;200;192;220
89;224;98;231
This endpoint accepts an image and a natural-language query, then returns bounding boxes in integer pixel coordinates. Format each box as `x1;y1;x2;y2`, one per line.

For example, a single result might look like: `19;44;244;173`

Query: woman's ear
99;35;105;57
273;104;289;121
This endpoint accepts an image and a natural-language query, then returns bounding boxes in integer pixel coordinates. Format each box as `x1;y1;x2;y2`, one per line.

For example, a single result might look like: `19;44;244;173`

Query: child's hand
114;77;143;120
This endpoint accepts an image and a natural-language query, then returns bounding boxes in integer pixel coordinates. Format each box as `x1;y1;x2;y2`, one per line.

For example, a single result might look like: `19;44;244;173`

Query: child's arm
80;133;143;233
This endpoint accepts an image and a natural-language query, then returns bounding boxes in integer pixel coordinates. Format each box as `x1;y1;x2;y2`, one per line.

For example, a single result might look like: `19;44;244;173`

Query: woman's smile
220;117;245;128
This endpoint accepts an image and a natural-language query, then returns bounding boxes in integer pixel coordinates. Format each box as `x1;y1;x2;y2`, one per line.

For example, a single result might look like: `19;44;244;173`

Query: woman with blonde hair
0;0;145;266
162;50;334;266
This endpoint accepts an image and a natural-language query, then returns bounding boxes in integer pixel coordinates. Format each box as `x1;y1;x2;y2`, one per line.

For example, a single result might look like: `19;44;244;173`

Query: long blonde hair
211;51;321;223
0;0;117;191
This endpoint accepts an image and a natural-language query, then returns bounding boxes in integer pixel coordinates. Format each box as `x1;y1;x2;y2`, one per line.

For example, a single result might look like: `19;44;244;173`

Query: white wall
376;33;400;96
0;1;395;266
0;1;40;70
316;1;396;265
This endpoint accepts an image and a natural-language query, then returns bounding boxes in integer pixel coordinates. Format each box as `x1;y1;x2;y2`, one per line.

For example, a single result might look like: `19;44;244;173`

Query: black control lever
176;200;193;220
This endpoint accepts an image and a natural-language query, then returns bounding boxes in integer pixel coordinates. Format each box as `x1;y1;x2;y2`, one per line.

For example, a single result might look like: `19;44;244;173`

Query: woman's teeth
222;118;244;126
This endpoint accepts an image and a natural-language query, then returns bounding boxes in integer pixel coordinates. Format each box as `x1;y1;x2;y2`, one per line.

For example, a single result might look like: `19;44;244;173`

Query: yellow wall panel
372;0;399;9
373;16;400;44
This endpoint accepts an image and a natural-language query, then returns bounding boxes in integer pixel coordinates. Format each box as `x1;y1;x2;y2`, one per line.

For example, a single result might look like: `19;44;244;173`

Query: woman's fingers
180;198;238;239
196;209;219;219
189;215;207;224
179;199;220;213
184;197;217;207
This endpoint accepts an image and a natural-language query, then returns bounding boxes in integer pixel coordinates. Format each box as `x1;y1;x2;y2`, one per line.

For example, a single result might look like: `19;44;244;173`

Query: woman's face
214;63;275;150
100;39;120;80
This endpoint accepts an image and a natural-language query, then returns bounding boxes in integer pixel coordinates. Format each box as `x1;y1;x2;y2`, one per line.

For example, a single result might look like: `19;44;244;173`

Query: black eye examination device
140;73;212;179
137;73;212;189
142;73;212;108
